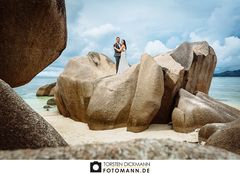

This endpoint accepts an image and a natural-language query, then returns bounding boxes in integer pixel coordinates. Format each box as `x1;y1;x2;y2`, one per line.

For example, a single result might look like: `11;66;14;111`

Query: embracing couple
113;37;130;74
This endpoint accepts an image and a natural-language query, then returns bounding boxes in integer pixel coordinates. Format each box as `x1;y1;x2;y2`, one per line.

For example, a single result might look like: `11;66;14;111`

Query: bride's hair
122;39;127;50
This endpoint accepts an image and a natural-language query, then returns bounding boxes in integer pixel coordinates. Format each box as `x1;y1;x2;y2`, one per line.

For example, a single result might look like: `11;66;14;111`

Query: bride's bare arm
115;45;125;52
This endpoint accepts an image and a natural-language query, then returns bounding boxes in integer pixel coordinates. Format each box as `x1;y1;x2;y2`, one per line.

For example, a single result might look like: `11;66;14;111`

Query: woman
114;39;130;74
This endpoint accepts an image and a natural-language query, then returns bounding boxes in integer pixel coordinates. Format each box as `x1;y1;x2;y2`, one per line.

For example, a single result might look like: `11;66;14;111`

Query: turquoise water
14;76;240;112
14;76;57;113
209;77;240;107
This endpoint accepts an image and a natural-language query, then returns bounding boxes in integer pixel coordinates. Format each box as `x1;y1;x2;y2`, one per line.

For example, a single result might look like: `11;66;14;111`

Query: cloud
188;32;240;72
186;0;240;42
41;0;240;77
144;40;170;56
166;36;181;48
212;36;240;72
37;66;64;77
189;32;210;43
205;1;240;39
78;23;120;56
126;43;142;64
81;24;120;38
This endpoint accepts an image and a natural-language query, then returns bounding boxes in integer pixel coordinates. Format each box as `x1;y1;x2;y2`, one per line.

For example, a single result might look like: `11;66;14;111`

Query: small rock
47;98;56;106
36;83;56;96
43;105;51;109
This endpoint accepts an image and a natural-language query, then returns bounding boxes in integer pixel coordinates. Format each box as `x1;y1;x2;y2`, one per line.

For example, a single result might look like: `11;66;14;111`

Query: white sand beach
40;111;198;146
37;99;240;146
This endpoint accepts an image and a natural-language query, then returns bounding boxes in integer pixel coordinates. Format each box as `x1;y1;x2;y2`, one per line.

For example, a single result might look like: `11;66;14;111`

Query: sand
40;111;198;146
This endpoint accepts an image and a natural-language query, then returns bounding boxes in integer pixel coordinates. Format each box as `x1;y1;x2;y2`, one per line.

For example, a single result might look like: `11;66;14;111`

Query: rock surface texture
56;53;164;132
36;82;56;96
55;52;116;122
0;0;67;87
87;63;140;130
199;119;240;155
172;89;240;133
0;139;239;160
153;41;217;123
153;53;185;123
87;54;164;132
171;41;217;94
0;80;68;150
127;55;164;132
56;41;219;132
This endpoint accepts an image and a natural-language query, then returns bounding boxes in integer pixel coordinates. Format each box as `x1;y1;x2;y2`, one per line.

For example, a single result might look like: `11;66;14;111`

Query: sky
39;0;240;77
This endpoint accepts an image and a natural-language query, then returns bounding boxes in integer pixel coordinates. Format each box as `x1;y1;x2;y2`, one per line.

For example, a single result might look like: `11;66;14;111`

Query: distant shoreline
214;69;240;77
214;75;240;77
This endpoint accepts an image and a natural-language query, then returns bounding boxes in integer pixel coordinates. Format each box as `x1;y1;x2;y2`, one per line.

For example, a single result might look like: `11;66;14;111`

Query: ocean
209;77;240;107
14;76;58;113
14;76;240;112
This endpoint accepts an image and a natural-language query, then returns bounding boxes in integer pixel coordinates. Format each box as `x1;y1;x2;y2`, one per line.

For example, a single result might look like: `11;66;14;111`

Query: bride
114;39;130;74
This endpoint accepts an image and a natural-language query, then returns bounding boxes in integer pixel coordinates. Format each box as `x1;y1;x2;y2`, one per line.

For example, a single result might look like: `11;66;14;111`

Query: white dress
117;49;130;74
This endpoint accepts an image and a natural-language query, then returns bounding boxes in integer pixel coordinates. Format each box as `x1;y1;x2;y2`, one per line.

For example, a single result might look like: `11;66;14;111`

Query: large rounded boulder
127;55;164;132
55;52;116;122
87;63;140;130
172;89;240;133
171;41;217;94
56;53;164;132
199;119;240;154
152;41;217;124
0;79;68;150
87;54;164;132
0;0;67;87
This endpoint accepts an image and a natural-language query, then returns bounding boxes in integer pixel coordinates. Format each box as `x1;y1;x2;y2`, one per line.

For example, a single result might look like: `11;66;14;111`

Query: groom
113;36;121;73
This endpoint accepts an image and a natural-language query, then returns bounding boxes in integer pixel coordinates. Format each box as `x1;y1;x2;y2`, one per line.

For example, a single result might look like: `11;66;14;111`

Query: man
113;37;121;73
